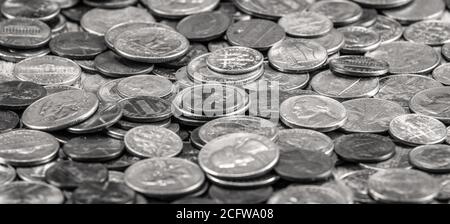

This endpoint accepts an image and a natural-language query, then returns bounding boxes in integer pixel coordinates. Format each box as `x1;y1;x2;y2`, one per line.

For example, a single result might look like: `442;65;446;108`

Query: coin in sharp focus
80;7;155;36
67;103;123;134
83;0;137;8
176;11;231;42
354;8;378;27
72;181;135;204
105;22;173;49
120;96;172;123
143;0;219;19
340;169;377;204
409;144;450;173
389;114;447;146
116;75;173;99
381;0;445;25
268;38;327;73
268;185;349;204
16;162;56;182
368;169;440;203
208;185;273;204
338;26;381;54
226;19;286;51
277;129;334;156
0;110;18;133
103;153;141;171
278;12;333;38
45;161;108;190
0;181;64;204
329;56;389;77
309;0;363;27
410;87;450;124
0;18;51;49
22;90;99;131
0;163;15;185
0;130;59;166
334;134;396;163
432;63;450;86
0;81;47;110
125;158;205;198
94;52;154;78
0;46;50;63
403;20;450;46
1;0;60;21
62;135;124;162
207;47;264;75
49;31;107;60
342;98;406;133
300;29;345;55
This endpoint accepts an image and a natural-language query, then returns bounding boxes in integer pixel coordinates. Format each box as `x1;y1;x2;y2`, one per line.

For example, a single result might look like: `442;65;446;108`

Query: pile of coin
1;0;450;204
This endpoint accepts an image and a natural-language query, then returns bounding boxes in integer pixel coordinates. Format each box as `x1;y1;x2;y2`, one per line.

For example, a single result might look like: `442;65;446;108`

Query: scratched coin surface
0;110;18;133
381;0;445;25
300;29;345;55
409;144;450;173
329;56;389;77
62;135;124;162
176;11;231;42
1;0;60;21
0;163;15;185
120;96;172;122
0;81;47;110
367;16;403;44
144;0;219;18
0;18;51;49
335;134;396;163
45;161;108;189
72;181;135;204
67;103;122;134
22;90;99;131
338;26;381;54
16;162;55;182
233;0;310;19
410;87;450;124
352;0;412;9
116;75;173;99
125;125;183;159
0;182;64;204
309;0;363;27
268;185;348;204
208;185;273;204
199;133;279;179
207;47;264;75
432;63;450;86
277;129;334;156
0;130;59;166
404;20;450;46
278;12;333;38
389;114;447;146
49;32;107;60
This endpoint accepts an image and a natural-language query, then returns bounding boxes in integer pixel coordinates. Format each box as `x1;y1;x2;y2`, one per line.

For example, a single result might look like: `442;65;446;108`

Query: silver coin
120;96;171;123
97;78;125;103
75;59;97;73
105;22;173;49
268;185;349;204
340;169;377;204
49;31;107;60
0;110;19;133
410;87;450;124
233;0;310;20
300;29;345;55
44;85;80;95
116;75;173;99
409;144;450;173
116;118;171;131
16;162;56;182
447;126;450;145
94;51;154;78
338;26;381;54
389;114;447;146
143;0;220;19
361;145;413;170
79;72;112;94
208;40;231;52
72;181;135;204
334;134;396;163
404;20;450;46
279;12;333;38
176;11;231;42
442;42;450;61
353;8;378;27
367;16;403;44
0;46;50;63
0;18;51;49
206;172;279;189
432;63;450;85
329;56;389;77
83;0;137;9
67;103;123;134
352;0;413;9
45;161;108;189
277;129;334;155
0;181;64;204
108;171;125;183
1;0;60;21
207;47;264;75
0;163;15;185
381;0;445;25
62;135;124;162
208;185;273;204
0;80;47;110
51;0;79;9
165;43;208;69
309;0;363;27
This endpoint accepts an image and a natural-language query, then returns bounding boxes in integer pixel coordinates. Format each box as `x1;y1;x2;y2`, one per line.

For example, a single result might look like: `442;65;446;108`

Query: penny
341;169;377;204
0;81;47;110
13;56;82;86
1;0;60;21
409;144;450;173
334;134;396;163
62;135;124;162
309;0;363;27
124;125;183;159
0;181;64;204
103;153;141;171
338;26;381;54
0;18;51;49
280;95;347;132
0;163;15;185
410;87;450;124
67;103;122;134
433;63;450;85
199;133;279;179
45;161;108;189
277;129;334;156
207;47;264;75
144;0;220;19
0;130;59;166
0;46;50;63
442;43;450;61
16;162;56;182
381;0;445;25
83;0;137;9
268;185;349;204
208;185;273;204
330;56;389;77
310;70;380;100
352;0;413;9
165;43;208;69
226;19;286;51
0;110;18;133
124;158;205;197
268;38;327;73
404;21;450;46
206;172;279;189
279;12;333;38
50;32;107;60
120;96;172;123
367;16;403;44
389;114;447;146
72;181;135;204
368;169;440;203
300;29;345;55
116;75;173;99
22;90;99;131
61;4;91;22
354;9;378;27
233;0;310;20
176;11;231;42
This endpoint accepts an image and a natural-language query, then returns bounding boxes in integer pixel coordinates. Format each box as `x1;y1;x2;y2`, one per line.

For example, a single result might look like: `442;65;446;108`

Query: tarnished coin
103;153;140;171
208;185;273;204
199;133;279;179
0;81;47;110
125;158;205;197
1;0;60;21
338;26;381;54
381;0;445;25
16;162;55;182
268;38;327;73
233;0;310;20
226;19;286;51
410;87;450;124
389;114;447;146
0;182;64;204
0;163;15;185
83;0;137;9
0;46;50;63
277;129;334;155
105;22;173;49
280;95;347;132
124;125;182;159
279;12;333;38
268;185;349;204
49;32;107;60
72;181;135;204
352;0;412;9
368;169;440;203
176;11;231;42
342;98;406;133
367;16;403;44
433;63;450;85
0;110;18;133
62;135;124;162
335;134;396;163
45;161;108;189
310;70;380;100
22;90;99;131
341;169;377;204
301;29;345;55
330;56;389;77
0;130;59;166
94;51;153;78
143;0;219;19
409;144;450;173
67;103;122;134
404;21;450;46
114;27;189;63
207;47;263;75
13;56;82;86
80;7;155;36
309;0;363;27
0;18;51;49
120;96;171;122
116;75;173;99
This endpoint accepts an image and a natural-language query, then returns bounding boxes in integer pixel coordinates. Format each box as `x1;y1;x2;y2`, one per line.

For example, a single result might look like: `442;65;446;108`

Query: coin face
22;90;99;131
45;161;108;189
16;162;56;182
116;75;173;98
67;103;122;134
0;130;59;166
0;18;51;49
367;16;403;44
120;96;172;122
352;0;413;9
0;182;64;204
0;163;15;185
124;158;205;197
268;185;348;204
233;0;310;20
338;26;381;54
389;114;447;146
309;0;363;27
330;56;389;77
176;11;231;42
0;81;47;110
94;51;154;78
62;135;124;162
1;0;60;21
105;22;173;49
404;21;450;46
279;12;333;38
208;185;273;204
381;0;445;25
300;29;345;55
144;0;220;18
432;64;450;86
49;32;107;60
410;87;450;123
207;47;263;75
277;129;334;155
368;169;440;203
268;38;327;73
335;134;396;163
0;110;18;133
409;145;450;173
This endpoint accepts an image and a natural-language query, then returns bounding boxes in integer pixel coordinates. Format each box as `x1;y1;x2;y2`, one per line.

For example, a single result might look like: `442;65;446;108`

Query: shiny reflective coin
47;14;66;34
189;128;204;150
330;56;389;77
50;32;107;60
67;103;122;134
0;130;59;166
409;144;450;173
0;163;15;185
0;46;50;63
165;43;208;69
432;63;450;85
0;181;64;204
143;0;219;19
94;51;154;78
45;161;108;189
233;0;310;20
404;20;450;46
342;98;406;133
309;0;363;27
83;0;137;9
125;158;205;198
301;29;345;55
389;114;447;146
206;172;279;189
268;185;349;204
72;181;135;204
105;22;173;49
16;162;55;182
279;12;333;38
368;169;440;203
280;95;347;132
116;75;173;99
106;125;127;140
0;110;18;133
176;11;231;42
226;19;285;51
199;133;279;179
410;87;450;124
103;153;140;171
97;78;125;103
338;26;381;54
62;135;124;162
207;47;263;75
1;0;60;21
0;81;47;110
341;169;377;204
354;9;377;27
352;0;413;9
75;60;97;73
0;18;51;49
277;129;334;155
368;16;403;44
208;185;273;204
22;90;98;131
268;38;327;73
335;134;396;163
442;42;450;61
124;125;182;159
120;96;171;122
381;0;445;25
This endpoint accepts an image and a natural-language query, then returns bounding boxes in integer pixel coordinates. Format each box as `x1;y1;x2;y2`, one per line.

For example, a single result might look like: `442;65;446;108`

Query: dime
49;32;107;60
83;0;137;9
0;130;59;166
124;125;183;159
0;46;50;63
280;95;347;132
45;161;108;189
381;0;445;25
208;185;273;204
433;63;450;85
62;135;124;162
103;153;141;171
341;169;377;204
0;182;64;204
94;51;153;78
67;103;122;134
143;0;220;19
124;158;205;197
22;90;99;131
330;56;389;77
207;47;264;75
0;18;51;49
338;26;381;54
0;81;47;110
16;162;56;182
352;0;413;9
0;163;15;185
409;144;450;173
410;87;450;124
120;96;172;122
389;114;447;146
268;38;327;73
116;75;173;99
105;22;173;49
334;134;396;163
206;172;279;189
72;181;135;204
309;0;363;27
233;0;310;20
268;185;349;204
367;16;403;44
300;29;345;55
404;21;450;46
226;19;286;51
279;12;333;38
165;43;208;69
176;12;231;42
368;169;440;203
0;110;18;133
199;133;279;179
1;0;60;21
